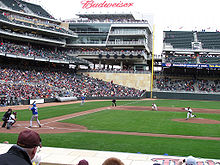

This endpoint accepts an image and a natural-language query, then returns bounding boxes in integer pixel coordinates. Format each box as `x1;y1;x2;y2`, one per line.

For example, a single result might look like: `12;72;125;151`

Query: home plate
48;127;54;129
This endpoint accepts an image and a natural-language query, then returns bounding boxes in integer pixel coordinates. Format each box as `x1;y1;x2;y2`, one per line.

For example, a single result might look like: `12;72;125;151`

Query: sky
27;0;220;54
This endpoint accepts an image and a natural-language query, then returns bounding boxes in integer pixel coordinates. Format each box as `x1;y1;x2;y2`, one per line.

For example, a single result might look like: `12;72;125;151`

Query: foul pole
150;25;155;99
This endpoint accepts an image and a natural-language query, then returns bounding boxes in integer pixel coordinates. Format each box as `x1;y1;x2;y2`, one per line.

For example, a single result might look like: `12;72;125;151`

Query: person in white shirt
185;107;196;120
6;112;17;129
152;103;158;111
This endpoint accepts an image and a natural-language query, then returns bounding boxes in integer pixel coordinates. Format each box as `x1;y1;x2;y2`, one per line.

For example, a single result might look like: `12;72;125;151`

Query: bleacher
0;0;54;19
21;1;53;19
199;55;220;64
0;0;23;12
164;31;194;49
165;54;197;64
197;32;220;49
0;11;11;22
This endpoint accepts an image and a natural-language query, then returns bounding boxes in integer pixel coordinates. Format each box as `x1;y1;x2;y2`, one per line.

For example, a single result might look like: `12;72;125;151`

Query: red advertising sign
81;0;134;9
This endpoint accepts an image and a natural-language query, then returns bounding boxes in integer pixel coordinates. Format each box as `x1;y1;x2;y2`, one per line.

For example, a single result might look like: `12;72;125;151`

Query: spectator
177;156;197;165
0;129;42;165
102;157;124;165
78;159;89;165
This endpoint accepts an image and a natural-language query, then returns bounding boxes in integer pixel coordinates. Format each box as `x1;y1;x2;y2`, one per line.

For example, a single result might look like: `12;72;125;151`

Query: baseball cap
78;159;89;165
17;130;41;148
186;156;196;165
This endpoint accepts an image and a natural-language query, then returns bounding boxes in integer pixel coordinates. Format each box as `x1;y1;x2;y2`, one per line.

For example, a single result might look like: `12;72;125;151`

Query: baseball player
152;103;158;111
81;95;86;105
185;107;196;120
29;103;41;128
1;108;12;127
6;112;17;129
112;99;116;107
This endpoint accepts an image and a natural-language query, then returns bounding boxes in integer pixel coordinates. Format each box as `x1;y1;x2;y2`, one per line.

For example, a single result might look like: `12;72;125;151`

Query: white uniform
7;114;16;129
152;104;158;111
185;107;196;119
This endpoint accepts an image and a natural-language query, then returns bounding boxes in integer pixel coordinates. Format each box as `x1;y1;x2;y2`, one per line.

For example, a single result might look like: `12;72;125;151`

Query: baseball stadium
0;0;220;165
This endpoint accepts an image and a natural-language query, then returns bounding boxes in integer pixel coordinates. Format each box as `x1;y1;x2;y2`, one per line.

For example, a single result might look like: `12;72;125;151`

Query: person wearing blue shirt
81;96;86;105
29;103;41;128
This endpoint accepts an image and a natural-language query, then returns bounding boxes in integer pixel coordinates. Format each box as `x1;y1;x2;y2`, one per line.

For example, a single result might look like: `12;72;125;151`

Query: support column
99;60;102;69
120;61;123;70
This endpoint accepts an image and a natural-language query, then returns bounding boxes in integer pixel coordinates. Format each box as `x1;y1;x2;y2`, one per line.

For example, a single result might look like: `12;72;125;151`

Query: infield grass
62;110;220;137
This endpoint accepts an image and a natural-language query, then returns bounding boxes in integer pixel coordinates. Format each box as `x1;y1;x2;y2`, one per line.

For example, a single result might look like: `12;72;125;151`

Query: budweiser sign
81;0;134;9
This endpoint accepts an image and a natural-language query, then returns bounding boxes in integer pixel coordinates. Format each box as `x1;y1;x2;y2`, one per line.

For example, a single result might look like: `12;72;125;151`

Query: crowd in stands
66;18;148;24
0;11;74;35
0;40;90;65
154;77;220;93
74;49;144;56
0;0;55;19
165;54;197;64
0;64;146;105
154;77;195;92
164;53;220;64
197;79;220;92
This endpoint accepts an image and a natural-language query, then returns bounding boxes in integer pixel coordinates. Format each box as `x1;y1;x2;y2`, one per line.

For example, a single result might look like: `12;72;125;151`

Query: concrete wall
81;72;151;91
146;91;220;101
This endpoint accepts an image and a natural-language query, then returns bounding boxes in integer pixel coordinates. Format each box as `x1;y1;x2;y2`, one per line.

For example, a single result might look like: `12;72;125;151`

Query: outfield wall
147;91;220;101
80;72;151;91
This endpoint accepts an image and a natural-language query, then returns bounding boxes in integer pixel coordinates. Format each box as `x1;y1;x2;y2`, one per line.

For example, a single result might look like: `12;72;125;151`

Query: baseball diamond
0;101;220;137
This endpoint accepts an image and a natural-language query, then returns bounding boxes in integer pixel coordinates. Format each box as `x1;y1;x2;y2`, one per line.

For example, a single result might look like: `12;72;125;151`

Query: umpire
1;108;12;128
112;99;116;107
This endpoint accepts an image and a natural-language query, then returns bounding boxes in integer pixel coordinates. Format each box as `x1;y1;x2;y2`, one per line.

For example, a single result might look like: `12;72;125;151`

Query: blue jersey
31;107;38;115
81;96;85;101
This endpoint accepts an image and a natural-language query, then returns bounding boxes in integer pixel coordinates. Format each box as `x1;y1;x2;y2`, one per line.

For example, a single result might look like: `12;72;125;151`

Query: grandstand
0;0;150;106
66;13;153;71
153;30;220;96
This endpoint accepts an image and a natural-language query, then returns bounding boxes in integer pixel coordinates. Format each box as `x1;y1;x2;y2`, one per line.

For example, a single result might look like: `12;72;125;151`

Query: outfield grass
1;99;220;159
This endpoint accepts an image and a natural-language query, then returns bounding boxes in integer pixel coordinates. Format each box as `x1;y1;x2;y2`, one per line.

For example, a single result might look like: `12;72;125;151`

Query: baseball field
0;99;220;159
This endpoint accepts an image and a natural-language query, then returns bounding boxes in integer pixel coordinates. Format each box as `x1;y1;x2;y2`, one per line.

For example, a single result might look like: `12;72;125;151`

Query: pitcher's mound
173;118;220;124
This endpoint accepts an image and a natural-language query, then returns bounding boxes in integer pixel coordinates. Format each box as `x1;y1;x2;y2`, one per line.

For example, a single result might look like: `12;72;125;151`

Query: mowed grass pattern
1;99;220;159
62;110;220;137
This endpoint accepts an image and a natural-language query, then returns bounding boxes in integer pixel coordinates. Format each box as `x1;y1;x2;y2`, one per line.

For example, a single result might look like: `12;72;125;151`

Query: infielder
6;111;17;129
152;103;158;111
29;103;41;128
185;107;196;120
